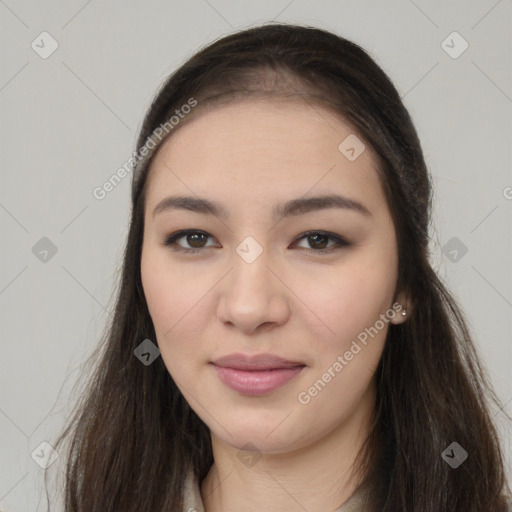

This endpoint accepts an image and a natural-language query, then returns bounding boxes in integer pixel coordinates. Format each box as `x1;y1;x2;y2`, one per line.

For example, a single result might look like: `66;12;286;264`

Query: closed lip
211;353;306;371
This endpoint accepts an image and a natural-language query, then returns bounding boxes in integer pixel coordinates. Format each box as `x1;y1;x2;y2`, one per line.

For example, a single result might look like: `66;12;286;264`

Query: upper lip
212;353;305;370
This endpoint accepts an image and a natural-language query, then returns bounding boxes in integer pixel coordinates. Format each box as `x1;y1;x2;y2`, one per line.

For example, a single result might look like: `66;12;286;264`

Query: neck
200;382;376;512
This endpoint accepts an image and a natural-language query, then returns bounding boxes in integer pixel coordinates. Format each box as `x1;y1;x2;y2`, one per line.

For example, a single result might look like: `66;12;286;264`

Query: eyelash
163;230;350;255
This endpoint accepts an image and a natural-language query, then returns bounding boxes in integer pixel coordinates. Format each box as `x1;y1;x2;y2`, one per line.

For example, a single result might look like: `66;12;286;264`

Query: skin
140;97;410;512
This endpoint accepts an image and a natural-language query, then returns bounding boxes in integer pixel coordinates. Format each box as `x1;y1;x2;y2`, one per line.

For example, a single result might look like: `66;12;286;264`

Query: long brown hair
47;22;511;511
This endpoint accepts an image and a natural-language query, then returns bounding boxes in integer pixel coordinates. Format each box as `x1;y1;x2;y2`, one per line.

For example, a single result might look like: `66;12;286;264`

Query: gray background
1;1;511;510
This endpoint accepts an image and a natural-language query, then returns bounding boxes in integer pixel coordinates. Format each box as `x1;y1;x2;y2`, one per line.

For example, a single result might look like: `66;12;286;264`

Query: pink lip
211;353;306;396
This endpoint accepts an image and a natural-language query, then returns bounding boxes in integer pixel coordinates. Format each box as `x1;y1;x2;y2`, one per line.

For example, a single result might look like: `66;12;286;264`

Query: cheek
141;249;203;333
141;279;191;384
140;250;215;384
294;259;396;355
141;256;174;330
293;266;393;423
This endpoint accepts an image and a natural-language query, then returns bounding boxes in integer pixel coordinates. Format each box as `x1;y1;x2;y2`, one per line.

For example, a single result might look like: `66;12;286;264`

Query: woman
49;23;511;511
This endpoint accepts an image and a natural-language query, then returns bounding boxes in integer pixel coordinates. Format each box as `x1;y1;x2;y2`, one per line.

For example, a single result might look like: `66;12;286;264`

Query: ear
390;292;412;325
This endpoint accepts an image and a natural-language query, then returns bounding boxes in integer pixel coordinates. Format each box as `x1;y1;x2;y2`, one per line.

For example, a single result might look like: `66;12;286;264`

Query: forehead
144;98;387;218
151;97;373;166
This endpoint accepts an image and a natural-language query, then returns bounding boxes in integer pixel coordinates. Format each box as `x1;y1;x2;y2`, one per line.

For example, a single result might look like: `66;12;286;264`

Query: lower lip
212;365;305;396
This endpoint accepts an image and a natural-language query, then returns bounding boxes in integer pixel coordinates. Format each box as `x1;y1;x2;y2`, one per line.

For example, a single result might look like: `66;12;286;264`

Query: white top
182;467;371;512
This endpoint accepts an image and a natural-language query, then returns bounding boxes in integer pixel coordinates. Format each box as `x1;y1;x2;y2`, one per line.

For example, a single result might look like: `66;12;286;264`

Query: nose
216;250;291;334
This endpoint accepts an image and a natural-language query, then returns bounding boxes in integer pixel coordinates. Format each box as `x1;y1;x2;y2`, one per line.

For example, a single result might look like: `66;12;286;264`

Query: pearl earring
401;308;407;316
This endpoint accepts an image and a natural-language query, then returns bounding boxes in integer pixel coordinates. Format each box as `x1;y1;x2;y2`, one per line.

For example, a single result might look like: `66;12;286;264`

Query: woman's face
141;98;407;454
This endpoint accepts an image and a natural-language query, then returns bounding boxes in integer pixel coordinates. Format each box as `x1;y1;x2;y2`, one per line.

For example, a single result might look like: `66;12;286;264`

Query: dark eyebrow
274;194;371;218
152;194;372;220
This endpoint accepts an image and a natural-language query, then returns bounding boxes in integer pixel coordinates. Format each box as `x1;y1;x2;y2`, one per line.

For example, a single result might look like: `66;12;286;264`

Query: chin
210;416;309;455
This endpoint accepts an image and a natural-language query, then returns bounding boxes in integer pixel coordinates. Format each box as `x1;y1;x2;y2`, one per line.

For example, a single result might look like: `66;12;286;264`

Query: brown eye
306;233;329;249
164;230;218;252
292;231;350;253
184;232;208;248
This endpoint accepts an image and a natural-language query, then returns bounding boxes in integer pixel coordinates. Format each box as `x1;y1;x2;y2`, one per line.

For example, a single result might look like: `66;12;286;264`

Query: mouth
210;353;306;395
